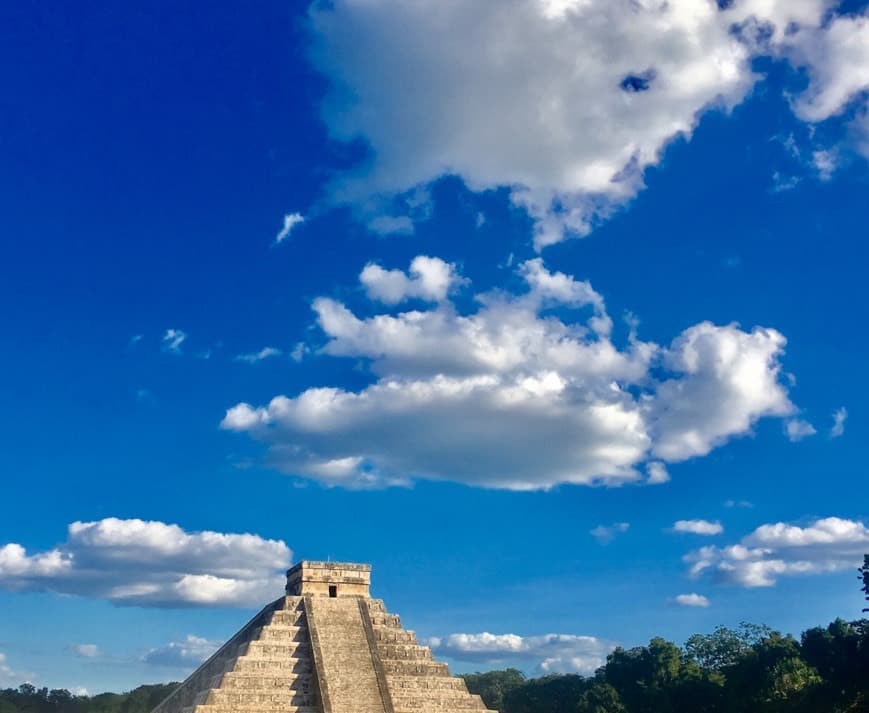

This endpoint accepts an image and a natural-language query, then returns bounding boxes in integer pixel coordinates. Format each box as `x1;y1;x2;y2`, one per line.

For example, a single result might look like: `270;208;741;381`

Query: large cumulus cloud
222;256;795;490
0;518;291;607
308;0;857;246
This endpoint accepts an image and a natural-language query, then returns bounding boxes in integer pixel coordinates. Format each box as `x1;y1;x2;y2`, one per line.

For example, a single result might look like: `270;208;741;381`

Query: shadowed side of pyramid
151;562;497;713
152;596;318;713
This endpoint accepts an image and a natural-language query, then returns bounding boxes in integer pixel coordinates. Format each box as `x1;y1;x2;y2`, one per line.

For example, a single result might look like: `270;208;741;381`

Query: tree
502;674;588;713
860;554;869;612
462;669;526;711
685;623;771;671
575;681;626;713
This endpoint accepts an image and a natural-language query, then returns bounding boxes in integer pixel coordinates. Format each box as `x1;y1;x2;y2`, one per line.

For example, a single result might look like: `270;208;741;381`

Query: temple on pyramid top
285;561;372;598
151;560;496;713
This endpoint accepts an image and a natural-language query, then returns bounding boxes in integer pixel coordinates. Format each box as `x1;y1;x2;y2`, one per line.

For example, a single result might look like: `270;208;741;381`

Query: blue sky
1;0;868;694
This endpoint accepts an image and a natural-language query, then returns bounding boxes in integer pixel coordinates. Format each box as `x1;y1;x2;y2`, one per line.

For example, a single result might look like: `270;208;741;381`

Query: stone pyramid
152;561;497;713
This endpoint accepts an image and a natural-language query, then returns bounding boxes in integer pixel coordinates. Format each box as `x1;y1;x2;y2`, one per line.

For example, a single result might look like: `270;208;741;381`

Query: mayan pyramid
152;561;497;713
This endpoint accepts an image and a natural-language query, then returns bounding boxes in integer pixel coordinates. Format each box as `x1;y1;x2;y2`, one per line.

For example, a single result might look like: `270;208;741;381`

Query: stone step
381;660;451;677
218;672;315;690
190;706;318;713
391;695;489;711
388;676;470;693
373;628;417;644
366;599;387;613
205;690;316;706
368;612;402;628
232;657;313;674
268;609;307;626
258;626;307;642
243;641;311;658
378;643;434;660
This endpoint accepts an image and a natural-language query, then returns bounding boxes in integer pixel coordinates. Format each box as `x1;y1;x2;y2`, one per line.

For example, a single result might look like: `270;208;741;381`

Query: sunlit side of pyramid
152;561;496;713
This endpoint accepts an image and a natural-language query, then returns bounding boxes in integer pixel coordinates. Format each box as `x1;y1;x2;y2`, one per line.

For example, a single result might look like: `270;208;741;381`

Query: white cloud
0;518;291;607
430;632;613;675
590;523;630;545
781;9;869;160
685;516;869;587
830;407;847;438
143;635;219;669
73;688;89;697
222;256;798;490
646;461;670;485
274;212;305;244
162;329;187;354
649;322;794;461
72;644;100;658
235;347;283;364
672;520;723;536
787;13;869;124
360;256;465;304
673;593;710;607
785;418;817;442
309;0;843;247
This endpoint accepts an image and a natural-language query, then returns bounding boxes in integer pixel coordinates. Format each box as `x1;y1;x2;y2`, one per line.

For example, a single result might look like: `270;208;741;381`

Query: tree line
461;558;869;712
0;684;177;713
462;618;868;712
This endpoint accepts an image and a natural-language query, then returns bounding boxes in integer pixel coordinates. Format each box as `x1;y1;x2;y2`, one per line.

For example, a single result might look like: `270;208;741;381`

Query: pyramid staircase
151;562;496;713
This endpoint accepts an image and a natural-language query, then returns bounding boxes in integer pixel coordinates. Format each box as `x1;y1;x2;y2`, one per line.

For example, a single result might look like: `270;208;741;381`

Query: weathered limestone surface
151;561;497;713
152;596;318;713
363;598;489;713
305;596;386;713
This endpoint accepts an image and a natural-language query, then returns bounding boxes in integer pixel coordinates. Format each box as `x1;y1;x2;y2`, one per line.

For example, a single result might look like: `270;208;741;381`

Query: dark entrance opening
329;585;338;598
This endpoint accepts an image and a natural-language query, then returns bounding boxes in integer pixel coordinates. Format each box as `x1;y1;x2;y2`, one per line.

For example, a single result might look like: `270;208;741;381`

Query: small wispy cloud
724;499;754;509
672;593;710;608
646;461;669;485
235;347;282;364
812;149;838;181
162;329;187;354
129;334;144;347
274;213;305;244
590;522;629;545
143;635;219;669
290;343;310;362
770;171;801;193
830;407;847;438
72;644;100;658
672;520;723;536
785;418;817;442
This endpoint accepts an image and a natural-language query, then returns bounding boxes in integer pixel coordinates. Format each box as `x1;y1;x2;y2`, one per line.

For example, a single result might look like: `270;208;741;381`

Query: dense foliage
462;618;869;713
0;683;177;713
